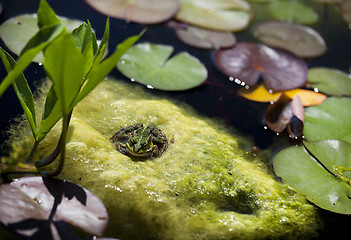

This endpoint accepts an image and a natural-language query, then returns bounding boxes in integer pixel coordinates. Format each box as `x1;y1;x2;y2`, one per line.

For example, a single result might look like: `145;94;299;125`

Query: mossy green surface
10;78;319;239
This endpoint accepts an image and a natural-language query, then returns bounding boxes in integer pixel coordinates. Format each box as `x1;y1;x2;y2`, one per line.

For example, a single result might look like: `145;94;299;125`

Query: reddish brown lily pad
214;42;308;91
85;0;180;24
339;0;351;25
176;25;236;49
253;21;326;58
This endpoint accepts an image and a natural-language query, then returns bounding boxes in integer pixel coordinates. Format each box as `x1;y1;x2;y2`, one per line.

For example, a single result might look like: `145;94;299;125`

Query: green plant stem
24;140;40;163
36;112;72;177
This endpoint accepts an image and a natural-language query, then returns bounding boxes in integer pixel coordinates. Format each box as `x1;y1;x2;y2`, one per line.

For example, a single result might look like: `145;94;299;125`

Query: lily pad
0;177;108;238
117;42;208;91
339;0;351;25
269;0;319;25
85;0;180;24
176;25;236;49
0;14;83;63
304;97;351;143
308;67;351;96
253;21;326;58
214;42;308;91
273;140;351;214
175;0;252;32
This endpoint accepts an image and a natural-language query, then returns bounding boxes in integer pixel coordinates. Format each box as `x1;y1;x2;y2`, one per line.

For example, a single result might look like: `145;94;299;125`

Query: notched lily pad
304;97;351;143
117;42;208;91
269;0;319;24
308;67;351;96
176;25;236;49
0;14;83;63
85;0;180;24
214;42;308;91
253;21;326;58
273;140;351;214
0;176;108;238
175;0;252;32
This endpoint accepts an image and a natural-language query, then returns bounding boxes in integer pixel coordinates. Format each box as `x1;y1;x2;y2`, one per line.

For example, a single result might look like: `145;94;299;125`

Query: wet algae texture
11;78;319;239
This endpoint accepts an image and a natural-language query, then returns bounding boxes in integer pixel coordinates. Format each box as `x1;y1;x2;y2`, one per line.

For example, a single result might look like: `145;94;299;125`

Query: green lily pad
269;0;319;25
273;140;351;214
117;42;208;91
304;97;351;143
308;67;351;96
175;0;252;32
0;14;83;63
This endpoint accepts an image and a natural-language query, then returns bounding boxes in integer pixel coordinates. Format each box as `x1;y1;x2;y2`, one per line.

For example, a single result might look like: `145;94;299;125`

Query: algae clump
8;78;319;239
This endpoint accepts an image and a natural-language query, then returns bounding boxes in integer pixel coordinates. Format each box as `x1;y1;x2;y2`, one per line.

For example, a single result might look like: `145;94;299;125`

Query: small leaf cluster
0;0;142;176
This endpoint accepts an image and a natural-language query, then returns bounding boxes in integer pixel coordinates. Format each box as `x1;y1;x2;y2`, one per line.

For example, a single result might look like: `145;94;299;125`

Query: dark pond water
0;0;350;239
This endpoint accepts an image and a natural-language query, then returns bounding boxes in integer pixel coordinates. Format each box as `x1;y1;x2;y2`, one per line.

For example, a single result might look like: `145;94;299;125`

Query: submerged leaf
176;25;236;49
85;0;180;24
273;142;351;214
304;97;351;143
308;67;351;96
269;0;319;24
253;21;326;58
0;177;108;237
175;0;252;32
339;0;351;25
238;84;327;106
117;42;207;91
214;42;308;91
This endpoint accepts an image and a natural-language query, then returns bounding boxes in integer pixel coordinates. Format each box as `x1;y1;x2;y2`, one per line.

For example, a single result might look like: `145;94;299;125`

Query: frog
110;123;168;159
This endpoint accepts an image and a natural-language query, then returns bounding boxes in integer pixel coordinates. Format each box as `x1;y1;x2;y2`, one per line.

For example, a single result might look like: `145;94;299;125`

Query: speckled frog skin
10;78;320;240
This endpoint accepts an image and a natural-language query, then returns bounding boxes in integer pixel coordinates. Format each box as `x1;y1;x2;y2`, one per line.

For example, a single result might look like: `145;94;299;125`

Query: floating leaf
253;21;326;58
0;14;83;63
117;42;208;91
269;0;319;25
273;140;351;214
265;94;304;138
175;0;252;32
85;0;180;24
339;0;351;25
238;84;327;106
308;67;351;96
176;25;236;49
214;42;308;91
304;97;351;143
0;177;108;237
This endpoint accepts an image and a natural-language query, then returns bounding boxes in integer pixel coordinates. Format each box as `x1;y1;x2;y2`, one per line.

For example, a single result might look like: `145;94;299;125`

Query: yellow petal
238;84;327;106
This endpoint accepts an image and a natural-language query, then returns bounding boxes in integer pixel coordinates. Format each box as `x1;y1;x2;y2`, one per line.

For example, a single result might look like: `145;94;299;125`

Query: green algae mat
9;78;319;239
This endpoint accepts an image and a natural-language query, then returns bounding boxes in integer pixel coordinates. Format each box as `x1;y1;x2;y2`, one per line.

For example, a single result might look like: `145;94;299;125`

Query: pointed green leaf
43;34;86;114
74;31;143;105
93;18;109;64
38;86;62;141
37;0;61;29
304;97;351;144
273;142;351;214
0;48;37;139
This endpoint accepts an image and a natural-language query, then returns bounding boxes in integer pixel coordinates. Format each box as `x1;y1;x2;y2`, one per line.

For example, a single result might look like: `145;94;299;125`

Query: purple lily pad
265;94;304;138
176;25;236;49
214;42;308;91
0;177;108;238
85;0;180;24
253;21;326;58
